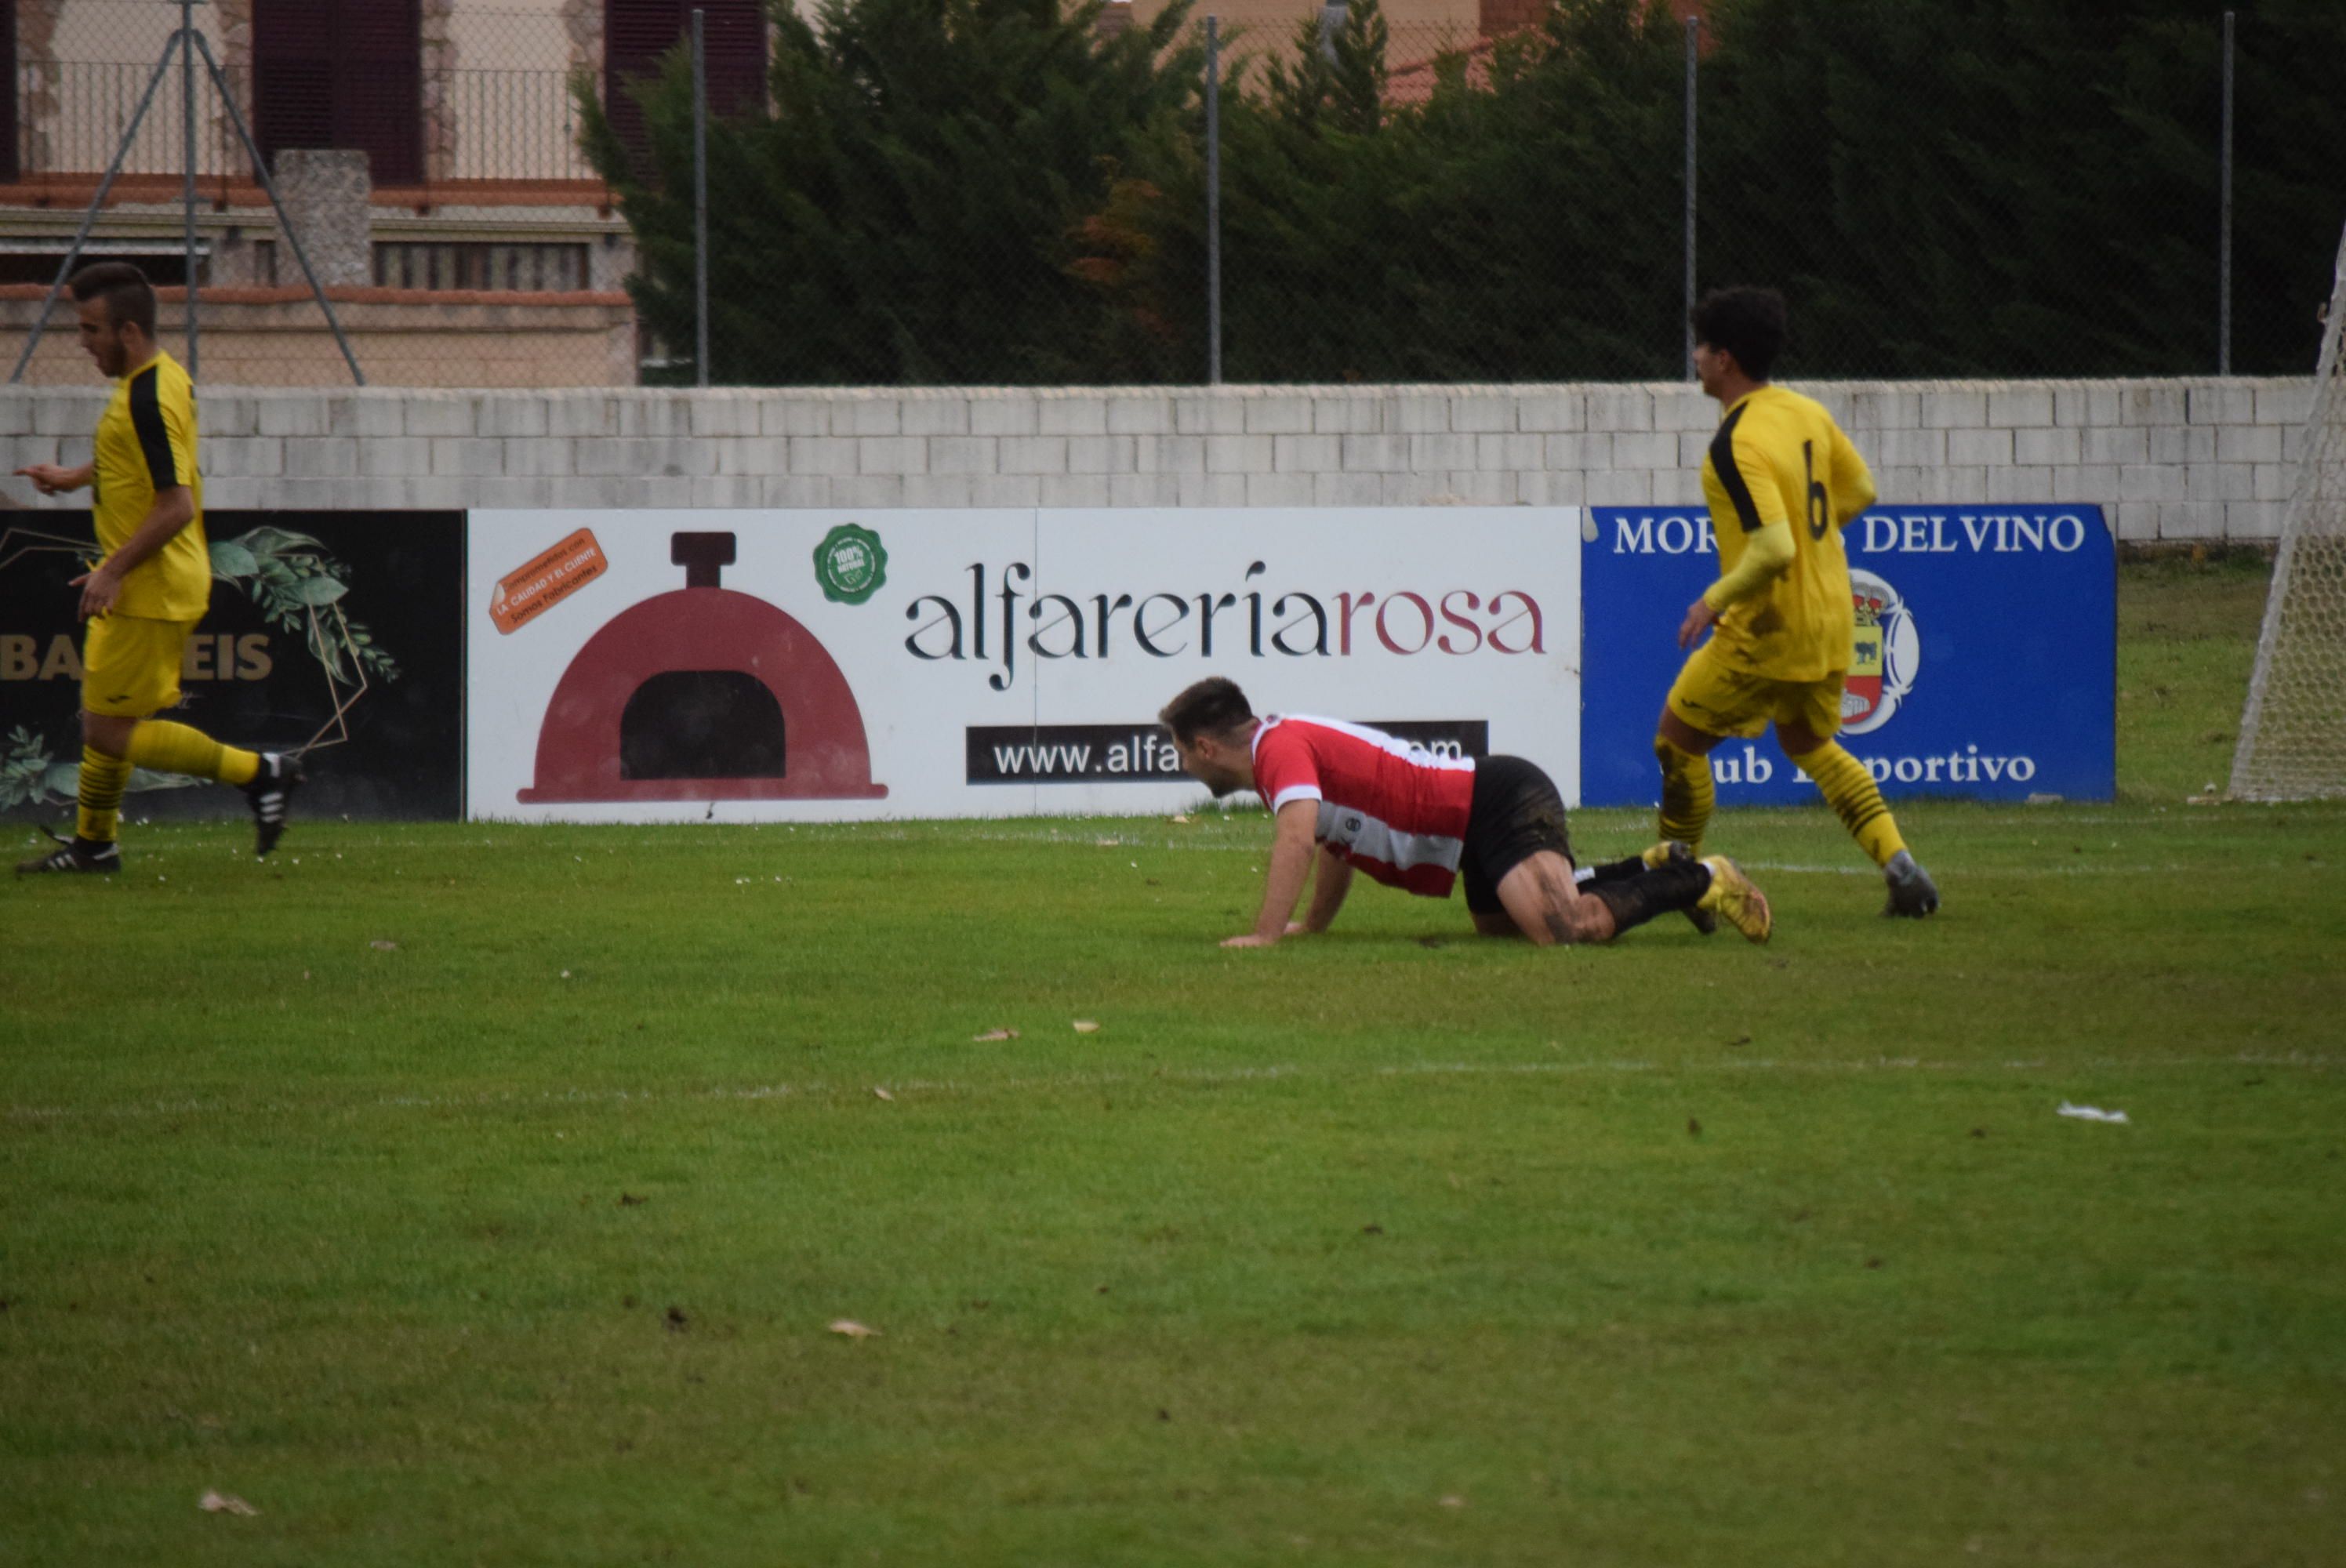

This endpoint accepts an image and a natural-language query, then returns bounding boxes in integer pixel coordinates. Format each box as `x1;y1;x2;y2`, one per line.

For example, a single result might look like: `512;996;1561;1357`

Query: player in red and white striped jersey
1159;677;1773;949
1251;713;1477;899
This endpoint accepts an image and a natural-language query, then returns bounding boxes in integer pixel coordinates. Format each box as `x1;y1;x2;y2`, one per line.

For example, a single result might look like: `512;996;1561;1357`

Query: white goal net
2230;223;2346;800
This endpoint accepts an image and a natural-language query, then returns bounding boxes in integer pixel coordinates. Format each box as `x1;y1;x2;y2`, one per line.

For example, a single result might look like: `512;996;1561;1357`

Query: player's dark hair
1160;677;1255;746
1690;285;1787;381
68;261;158;338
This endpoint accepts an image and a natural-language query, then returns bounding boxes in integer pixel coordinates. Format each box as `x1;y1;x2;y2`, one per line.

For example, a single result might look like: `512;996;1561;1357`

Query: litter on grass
828;1319;881;1338
2057;1102;2130;1124
198;1491;258;1515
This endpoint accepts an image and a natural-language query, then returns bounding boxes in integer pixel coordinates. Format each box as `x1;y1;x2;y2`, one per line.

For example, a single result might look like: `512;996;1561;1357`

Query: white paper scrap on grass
2056;1102;2130;1124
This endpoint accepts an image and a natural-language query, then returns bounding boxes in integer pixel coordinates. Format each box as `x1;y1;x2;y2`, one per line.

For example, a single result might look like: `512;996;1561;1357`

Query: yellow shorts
80;612;195;718
1665;640;1847;745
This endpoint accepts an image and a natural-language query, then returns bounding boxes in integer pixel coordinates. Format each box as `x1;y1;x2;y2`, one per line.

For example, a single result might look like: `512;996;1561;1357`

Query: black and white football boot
16;829;122;876
243;752;304;858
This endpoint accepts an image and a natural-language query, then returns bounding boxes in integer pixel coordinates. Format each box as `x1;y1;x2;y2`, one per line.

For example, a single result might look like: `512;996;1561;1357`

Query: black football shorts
1459;753;1576;914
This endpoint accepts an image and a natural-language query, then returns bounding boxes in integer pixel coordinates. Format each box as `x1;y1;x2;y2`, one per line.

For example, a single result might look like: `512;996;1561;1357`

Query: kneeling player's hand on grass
1222;932;1280;949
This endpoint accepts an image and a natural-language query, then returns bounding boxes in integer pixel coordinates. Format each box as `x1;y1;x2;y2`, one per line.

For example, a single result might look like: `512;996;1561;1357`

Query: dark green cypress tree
578;0;1201;385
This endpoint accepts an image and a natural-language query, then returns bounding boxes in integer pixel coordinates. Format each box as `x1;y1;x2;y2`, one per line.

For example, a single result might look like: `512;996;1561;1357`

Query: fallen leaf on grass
198;1490;257;1516
828;1319;880;1339
1168;814;1194;825
368;939;398;952
665;1306;689;1332
971;1028;1021;1042
871;1087;895;1102
1071;1020;1101;1034
617;1193;646;1207
1687;1117;1703;1136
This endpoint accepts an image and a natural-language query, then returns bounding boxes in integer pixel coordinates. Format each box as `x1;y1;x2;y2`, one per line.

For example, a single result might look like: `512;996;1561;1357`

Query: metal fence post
2219;9;2235;376
1683;14;1698;381
692;7;710;388
1319;2;1345;63
181;0;198;379
1206;16;1222;387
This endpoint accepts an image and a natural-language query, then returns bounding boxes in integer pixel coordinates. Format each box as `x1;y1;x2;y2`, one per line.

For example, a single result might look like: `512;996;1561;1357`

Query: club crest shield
1843;568;1919;735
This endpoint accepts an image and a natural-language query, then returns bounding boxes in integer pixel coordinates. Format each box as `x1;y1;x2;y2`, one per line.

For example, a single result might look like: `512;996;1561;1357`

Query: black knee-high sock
1587;858;1711;935
1574;855;1649;888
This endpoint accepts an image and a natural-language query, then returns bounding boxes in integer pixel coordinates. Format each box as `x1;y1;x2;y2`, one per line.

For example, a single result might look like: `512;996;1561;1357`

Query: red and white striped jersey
1250;715;1476;898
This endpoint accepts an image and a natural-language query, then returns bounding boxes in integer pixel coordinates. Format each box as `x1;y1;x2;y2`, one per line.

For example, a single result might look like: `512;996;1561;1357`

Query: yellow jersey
1698;384;1876;682
93;350;209;622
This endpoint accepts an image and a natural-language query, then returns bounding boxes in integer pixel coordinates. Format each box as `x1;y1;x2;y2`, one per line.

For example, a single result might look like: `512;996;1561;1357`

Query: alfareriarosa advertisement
464;508;1581;822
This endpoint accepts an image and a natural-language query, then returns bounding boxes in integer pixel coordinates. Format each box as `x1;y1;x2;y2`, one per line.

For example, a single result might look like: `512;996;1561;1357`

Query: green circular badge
813;523;888;605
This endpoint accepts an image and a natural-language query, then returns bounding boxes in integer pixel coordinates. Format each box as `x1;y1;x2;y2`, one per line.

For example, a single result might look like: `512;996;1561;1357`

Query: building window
373;241;592;292
604;0;768;165
252;0;424;187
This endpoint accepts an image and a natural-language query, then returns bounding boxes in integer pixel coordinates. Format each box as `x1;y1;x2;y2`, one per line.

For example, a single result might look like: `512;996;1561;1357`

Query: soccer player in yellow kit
1651;286;1938;917
14;262;300;875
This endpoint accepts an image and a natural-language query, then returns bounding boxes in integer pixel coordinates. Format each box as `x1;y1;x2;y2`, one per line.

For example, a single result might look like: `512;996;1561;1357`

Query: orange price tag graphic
490;528;607;635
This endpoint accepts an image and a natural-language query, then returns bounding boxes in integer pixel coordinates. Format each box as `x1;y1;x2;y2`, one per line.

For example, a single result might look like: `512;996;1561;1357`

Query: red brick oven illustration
518;531;887;802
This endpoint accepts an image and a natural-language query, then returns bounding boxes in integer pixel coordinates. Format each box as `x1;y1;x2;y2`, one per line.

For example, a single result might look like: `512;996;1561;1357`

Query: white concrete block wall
0;379;2314;542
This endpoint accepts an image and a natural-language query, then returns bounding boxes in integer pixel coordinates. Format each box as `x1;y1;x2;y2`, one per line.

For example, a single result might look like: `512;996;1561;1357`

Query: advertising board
465;508;1582;822
1579;504;2115;807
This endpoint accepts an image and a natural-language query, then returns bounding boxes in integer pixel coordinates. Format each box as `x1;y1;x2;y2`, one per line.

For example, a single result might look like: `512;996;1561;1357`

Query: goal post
2228;220;2346;801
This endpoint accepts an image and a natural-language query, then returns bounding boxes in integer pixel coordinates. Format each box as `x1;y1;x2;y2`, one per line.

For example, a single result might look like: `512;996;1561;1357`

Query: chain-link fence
5;1;2339;389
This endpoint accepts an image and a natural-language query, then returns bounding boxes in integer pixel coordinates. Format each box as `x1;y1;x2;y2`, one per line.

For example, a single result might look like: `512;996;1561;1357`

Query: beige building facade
2;0;655;387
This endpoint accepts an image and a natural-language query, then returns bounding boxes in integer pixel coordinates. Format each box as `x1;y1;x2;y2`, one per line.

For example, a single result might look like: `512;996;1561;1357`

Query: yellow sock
1654;736;1714;853
75;746;132;844
128;720;260;786
1796;741;1908;867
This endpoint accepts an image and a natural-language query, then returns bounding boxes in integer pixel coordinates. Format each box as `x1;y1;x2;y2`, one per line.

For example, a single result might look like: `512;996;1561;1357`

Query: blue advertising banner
1580;505;2114;807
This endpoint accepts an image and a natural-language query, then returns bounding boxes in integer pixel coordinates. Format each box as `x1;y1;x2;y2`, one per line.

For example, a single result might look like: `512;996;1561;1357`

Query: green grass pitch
5;553;2341;1566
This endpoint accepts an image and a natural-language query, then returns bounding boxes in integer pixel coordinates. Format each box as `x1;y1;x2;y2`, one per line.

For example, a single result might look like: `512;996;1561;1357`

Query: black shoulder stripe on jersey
128;366;178;490
1708;403;1763;533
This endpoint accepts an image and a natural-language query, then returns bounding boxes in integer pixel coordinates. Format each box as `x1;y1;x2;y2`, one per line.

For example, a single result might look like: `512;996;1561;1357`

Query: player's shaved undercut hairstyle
1691;285;1788;381
69;260;158;339
1160;677;1255;746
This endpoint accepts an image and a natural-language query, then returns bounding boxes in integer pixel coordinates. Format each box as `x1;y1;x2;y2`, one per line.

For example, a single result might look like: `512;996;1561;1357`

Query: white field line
8;1051;2330;1127
45;826;2233;877
1740;862;2201;877
30;804;2314;855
